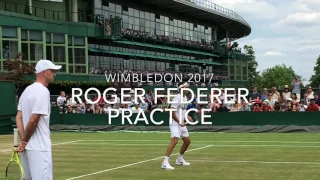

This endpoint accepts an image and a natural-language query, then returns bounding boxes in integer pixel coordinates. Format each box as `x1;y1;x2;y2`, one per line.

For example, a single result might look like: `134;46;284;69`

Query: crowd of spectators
56;78;320;114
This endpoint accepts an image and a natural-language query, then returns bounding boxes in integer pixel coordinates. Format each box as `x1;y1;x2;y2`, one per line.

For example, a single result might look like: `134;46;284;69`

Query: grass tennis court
1;132;320;180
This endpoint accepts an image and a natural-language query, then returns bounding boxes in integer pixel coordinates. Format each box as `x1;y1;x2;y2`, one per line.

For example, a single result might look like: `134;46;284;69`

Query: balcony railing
184;0;250;28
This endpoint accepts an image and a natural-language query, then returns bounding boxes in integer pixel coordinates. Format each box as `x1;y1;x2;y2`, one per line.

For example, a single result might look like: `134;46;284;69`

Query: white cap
35;59;62;74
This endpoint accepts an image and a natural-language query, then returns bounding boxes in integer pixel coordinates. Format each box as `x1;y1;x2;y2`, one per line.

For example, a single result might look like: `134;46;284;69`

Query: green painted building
0;0;251;85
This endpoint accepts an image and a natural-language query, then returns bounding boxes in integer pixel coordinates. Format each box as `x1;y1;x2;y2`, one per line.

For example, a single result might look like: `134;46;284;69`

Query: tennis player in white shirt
161;82;192;170
15;59;61;180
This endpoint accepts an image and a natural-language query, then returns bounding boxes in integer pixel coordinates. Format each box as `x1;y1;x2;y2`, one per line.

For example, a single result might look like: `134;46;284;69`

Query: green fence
0;81;16;134
55;111;320;126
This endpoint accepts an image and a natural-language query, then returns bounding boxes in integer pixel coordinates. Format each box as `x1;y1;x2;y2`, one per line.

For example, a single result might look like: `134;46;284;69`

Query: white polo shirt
170;93;188;126
18;82;51;152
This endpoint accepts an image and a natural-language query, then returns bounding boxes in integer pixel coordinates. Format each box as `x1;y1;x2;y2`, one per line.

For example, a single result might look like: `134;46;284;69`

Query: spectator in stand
291;77;303;100
216;101;229;112
286;98;293;111
94;104;103;114
273;101;281;112
219;88;225;102
264;93;275;107
300;92;309;105
314;93;320;106
239;100;251;111
145;90;154;111
297;101;306;112
56;91;66;107
261;88;268;102
75;105;85;114
85;105;94;113
187;93;197;110
291;93;299;105
103;104;111;114
307;99;319;112
140;97;149;112
282;85;291;101
261;101;272;112
133;103;142;113
306;86;314;101
161;96;169;110
65;105;74;113
252;102;261;112
271;87;280;103
249;87;261;104
230;102;239;112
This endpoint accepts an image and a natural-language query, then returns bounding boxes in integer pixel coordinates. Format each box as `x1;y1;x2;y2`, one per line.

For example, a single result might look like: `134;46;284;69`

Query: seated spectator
261;88;268;102
282;85;291;101
297;101;306;112
121;104;133;114
314;93;320;106
239;100;251;111
65;105;74;114
85;105;94;113
261;101;272;112
300;92;309;105
133;103;142;113
103;104;111;114
264;93;275;106
306;86;314;100
291;93;299;105
307;99;319;112
273;101;281;112
75;105;85;114
286;98;293;111
230;102;239;112
161;96;169;110
140;98;149;112
216;102;229;112
252;102;261;112
94;104;103;114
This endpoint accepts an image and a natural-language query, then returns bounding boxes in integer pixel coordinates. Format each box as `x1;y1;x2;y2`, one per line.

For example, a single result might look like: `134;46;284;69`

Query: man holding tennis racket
161;82;192;170
15;59;61;180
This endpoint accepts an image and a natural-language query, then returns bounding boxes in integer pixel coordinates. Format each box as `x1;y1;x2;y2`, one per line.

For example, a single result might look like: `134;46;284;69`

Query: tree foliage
0;53;35;95
256;64;300;89
244;45;259;88
309;56;320;88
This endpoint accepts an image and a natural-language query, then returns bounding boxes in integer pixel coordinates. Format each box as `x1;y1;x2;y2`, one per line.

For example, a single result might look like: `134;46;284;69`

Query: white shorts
21;150;53;180
169;125;189;138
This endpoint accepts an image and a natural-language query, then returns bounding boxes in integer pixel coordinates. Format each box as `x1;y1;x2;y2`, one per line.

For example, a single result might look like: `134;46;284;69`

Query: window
53;46;65;62
68;48;73;63
46;33;51;43
75;66;86;73
2;27;17;38
21;30;27;41
53;34;65;44
30;44;43;60
109;3;115;12
2;41;18;59
29;31;42;41
74;49;85;64
22;43;28;61
74;37;85;46
116;4;121;13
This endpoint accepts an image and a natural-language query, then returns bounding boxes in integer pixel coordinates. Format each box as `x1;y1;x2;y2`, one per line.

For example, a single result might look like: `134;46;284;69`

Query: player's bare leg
161;137;178;170
176;136;191;166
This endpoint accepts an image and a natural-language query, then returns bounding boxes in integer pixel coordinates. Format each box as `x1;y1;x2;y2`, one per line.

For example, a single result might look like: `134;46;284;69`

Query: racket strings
6;161;23;180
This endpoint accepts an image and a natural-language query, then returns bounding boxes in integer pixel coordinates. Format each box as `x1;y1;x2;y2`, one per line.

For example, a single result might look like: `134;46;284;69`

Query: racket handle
13;128;18;147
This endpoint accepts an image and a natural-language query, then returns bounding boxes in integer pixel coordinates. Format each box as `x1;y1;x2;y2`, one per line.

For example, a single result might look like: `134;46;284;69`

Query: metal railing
183;0;250;28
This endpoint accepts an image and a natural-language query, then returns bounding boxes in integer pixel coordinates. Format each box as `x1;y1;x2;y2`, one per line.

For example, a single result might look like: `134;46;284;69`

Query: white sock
178;154;183;159
164;156;169;162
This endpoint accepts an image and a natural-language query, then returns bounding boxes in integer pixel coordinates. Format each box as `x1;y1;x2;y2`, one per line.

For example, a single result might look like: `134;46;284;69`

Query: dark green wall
56;111;320;126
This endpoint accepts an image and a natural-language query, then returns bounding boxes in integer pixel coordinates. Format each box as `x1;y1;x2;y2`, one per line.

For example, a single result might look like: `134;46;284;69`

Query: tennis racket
5;128;25;180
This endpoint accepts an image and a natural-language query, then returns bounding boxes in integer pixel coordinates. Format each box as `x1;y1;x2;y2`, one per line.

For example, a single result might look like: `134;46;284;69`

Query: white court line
0;140;83;153
189;160;320;165
82;140;320;144
65;145;213;180
63;142;320;148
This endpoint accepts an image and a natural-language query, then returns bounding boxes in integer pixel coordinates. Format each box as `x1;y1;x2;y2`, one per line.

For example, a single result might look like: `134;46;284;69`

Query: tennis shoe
161;161;175;170
176;158;190;166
